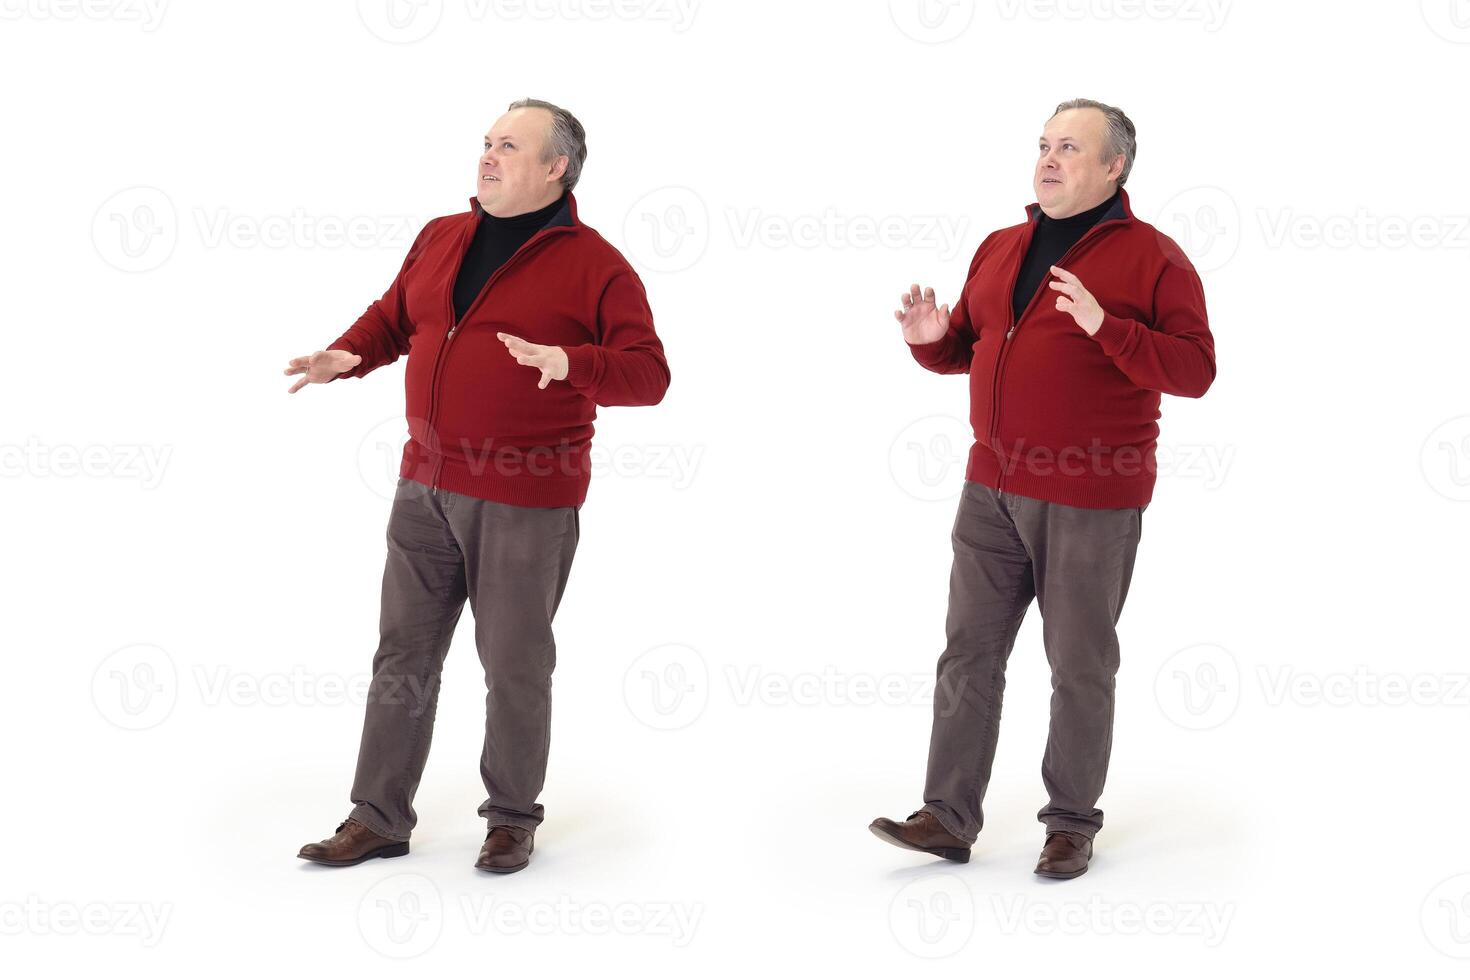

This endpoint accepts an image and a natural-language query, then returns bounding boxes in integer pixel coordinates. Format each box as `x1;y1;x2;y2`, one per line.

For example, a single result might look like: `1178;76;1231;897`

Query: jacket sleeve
324;219;437;381
907;236;989;375
1090;256;1217;398
562;268;671;407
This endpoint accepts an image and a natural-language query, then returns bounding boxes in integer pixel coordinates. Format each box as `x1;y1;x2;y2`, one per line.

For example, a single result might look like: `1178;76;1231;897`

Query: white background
4;0;1469;973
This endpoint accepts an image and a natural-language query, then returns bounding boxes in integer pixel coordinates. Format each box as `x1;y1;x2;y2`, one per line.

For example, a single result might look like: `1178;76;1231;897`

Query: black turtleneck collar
1011;187;1121;323
453;192;568;322
1038;187;1120;229
479;192;566;230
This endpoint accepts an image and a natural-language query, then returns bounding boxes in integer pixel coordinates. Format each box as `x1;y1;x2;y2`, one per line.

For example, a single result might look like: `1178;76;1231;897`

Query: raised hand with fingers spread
1046;264;1104;336
873;101;1218;883
895;284;951;346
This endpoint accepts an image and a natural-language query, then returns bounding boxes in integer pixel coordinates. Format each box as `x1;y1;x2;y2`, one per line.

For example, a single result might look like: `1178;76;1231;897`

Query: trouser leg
348;478;469;841
1009;495;1144;840
921;482;1036;843
443;493;580;833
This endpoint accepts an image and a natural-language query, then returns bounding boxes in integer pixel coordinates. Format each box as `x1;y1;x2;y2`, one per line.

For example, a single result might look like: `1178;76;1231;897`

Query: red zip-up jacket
910;187;1216;508
326;192;670;507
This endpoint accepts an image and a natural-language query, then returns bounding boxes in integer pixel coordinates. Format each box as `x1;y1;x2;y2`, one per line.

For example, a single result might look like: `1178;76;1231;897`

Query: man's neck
486;190;564;219
1041;187;1117;222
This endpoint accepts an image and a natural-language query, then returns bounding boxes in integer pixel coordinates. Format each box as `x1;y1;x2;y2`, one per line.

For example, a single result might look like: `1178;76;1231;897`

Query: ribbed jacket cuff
326;339;362;380
908;335;952;370
563;343;597;389
1091;312;1134;358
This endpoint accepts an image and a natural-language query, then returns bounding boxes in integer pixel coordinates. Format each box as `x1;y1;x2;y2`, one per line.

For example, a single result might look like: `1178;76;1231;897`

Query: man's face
476;107;567;217
1033;108;1123;218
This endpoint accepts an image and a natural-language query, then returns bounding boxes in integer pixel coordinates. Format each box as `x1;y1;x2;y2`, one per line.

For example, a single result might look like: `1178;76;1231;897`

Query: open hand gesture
283;349;362;394
894;284;951;346
1047;265;1104;336
497;333;569;389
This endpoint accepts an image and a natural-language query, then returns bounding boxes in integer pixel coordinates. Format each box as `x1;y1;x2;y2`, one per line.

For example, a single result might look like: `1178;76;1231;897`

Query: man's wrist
563;344;596;388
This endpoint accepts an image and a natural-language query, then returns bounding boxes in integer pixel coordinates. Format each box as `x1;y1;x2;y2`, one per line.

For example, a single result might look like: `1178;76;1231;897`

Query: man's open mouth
481;175;500;181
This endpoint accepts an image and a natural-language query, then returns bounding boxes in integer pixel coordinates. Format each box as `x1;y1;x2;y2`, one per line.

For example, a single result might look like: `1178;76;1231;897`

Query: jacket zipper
987;216;1127;491
425;219;574;491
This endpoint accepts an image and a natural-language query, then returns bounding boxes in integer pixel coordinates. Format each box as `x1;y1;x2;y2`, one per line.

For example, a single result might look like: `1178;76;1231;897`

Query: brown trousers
347;477;579;841
922;481;1144;843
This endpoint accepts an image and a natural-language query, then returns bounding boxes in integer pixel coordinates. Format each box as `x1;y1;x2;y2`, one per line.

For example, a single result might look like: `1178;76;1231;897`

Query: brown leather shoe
1034;831;1093;879
297;818;409;867
868;810;971;863
475;825;533;874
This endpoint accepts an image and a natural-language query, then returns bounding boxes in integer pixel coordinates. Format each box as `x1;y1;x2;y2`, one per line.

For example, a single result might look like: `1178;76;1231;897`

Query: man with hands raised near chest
870;99;1216;879
285;98;670;874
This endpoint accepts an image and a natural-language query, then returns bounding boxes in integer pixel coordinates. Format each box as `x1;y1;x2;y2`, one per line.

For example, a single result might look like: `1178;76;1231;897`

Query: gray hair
507;98;587;193
1050;98;1136;188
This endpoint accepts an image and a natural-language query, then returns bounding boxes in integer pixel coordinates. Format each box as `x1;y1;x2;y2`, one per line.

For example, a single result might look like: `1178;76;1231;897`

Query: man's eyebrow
483;133;519;141
1039;135;1080;142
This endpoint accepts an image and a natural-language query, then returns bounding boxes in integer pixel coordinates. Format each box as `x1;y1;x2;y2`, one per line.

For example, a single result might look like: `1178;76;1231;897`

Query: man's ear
548;155;569;184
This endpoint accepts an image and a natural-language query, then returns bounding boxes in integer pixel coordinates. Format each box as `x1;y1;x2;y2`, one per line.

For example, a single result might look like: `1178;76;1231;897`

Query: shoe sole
868;824;971;863
297;842;409;867
1033;864;1089;879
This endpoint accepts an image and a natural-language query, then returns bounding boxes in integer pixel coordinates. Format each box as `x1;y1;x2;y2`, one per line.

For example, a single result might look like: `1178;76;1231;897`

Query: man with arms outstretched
286;98;670;874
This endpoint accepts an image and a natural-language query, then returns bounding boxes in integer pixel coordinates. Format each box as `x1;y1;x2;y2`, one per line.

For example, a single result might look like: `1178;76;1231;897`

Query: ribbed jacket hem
966;443;1154;510
398;439;589;508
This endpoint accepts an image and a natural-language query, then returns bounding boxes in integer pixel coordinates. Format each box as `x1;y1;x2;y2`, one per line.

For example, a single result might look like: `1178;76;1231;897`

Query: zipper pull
1006;327;1015;339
